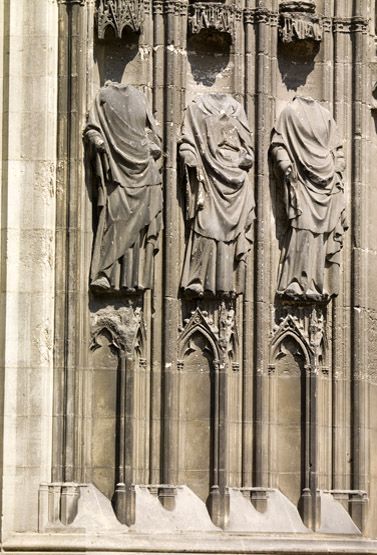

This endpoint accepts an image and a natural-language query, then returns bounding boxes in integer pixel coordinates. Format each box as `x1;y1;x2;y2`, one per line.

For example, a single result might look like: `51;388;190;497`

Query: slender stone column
53;0;89;485
161;0;188;493
242;4;256;489
253;6;276;490
350;7;370;530
321;15;333;106
332;6;353;493
149;0;165;486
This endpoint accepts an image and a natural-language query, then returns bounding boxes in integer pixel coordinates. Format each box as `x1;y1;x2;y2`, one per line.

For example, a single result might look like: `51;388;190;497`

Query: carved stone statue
270;96;348;301
84;82;162;292
179;93;255;297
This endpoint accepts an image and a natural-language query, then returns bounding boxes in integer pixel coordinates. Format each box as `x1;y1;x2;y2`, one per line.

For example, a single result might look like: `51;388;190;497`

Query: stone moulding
94;2;369;39
333;16;369;34
188;2;242;36
58;0;86;4
244;7;278;26
152;0;187;17
38;483;83;531
278;1;322;43
96;0;147;39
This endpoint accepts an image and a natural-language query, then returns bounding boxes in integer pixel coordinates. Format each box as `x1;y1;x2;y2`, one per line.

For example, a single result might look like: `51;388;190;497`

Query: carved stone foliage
96;0;146;39
91;304;145;356
84;82;162;293
272;306;326;371
188;3;241;36
179;94;255;297
278;1;322;43
269;96;348;302
178;304;238;364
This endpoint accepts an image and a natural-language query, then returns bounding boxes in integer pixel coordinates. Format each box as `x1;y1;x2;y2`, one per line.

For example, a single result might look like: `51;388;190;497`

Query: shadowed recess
278;40;320;91
187;29;231;87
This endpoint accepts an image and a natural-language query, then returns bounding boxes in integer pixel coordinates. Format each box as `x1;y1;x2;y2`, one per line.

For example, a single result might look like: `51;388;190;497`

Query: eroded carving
279;1;322;43
84;82;162;293
179;304;238;363
333;17;369;35
165;0;186;16
96;0;145;39
272;306;326;370
244;7;279;27
188;3;241;35
179;94;255;297
91;303;145;355
218;303;236;357
270;96;348;302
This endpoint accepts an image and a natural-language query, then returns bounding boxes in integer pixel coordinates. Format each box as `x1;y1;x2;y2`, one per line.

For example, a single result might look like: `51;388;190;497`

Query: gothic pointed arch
178;307;221;363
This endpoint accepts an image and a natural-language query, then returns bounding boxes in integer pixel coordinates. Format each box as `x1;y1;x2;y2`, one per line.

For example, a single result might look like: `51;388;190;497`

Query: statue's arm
146;129;162;161
236;110;255;159
179;138;202;217
145;106;162;161
270;144;292;179
239;136;254;170
84;127;107;153
179;106;200;170
179;141;198;169
334;145;346;174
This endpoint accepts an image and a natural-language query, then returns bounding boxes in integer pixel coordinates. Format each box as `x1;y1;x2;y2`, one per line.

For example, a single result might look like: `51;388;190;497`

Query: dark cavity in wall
278;39;320;91
187;29;231;87
94;28;139;85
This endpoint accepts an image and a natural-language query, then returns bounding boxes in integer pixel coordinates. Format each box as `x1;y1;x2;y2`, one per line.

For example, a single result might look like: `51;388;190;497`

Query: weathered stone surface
84;82;162;293
1;0;377;553
179;93;254;297
270;96;347;302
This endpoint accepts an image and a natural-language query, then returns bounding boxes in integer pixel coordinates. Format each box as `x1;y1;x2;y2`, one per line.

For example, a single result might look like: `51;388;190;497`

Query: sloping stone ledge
3;532;377;555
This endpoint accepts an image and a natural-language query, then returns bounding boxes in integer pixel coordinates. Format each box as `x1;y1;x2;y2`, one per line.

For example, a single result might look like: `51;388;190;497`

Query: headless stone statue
179;93;255;297
270;96;348;301
84;82;162;292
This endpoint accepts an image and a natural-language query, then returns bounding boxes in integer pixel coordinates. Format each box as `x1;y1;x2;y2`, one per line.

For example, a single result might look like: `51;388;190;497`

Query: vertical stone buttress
0;0;58;533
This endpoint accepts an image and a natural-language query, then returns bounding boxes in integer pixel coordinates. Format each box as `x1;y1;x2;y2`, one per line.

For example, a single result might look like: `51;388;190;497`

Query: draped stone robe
270;96;348;301
179;93;255;296
84;82;163;292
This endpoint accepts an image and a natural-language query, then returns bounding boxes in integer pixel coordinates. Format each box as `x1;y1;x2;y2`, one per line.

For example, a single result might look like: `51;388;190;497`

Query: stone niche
6;0;375;553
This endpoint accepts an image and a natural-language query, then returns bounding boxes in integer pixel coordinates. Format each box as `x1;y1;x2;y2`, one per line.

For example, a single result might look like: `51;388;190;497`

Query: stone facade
1;0;377;553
